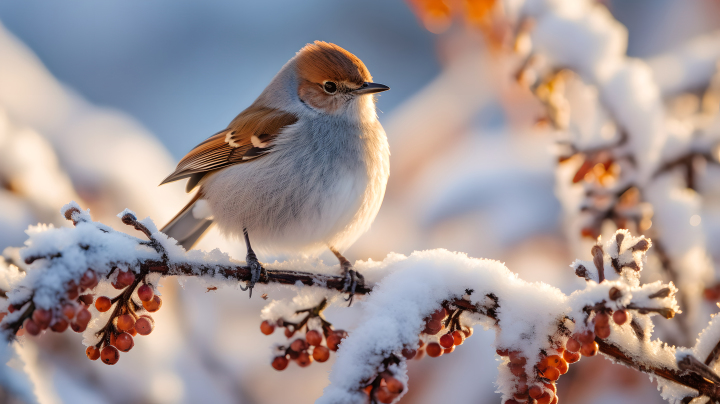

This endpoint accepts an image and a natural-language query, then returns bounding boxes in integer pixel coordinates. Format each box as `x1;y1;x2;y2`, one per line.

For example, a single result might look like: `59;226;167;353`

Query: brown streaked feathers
296;41;372;87
160;106;298;192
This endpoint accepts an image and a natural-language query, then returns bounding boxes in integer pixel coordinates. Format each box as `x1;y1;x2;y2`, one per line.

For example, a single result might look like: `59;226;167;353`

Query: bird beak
353;82;390;95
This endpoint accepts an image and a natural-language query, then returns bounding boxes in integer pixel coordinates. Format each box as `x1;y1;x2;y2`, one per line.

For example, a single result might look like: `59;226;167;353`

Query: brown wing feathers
160;106;297;191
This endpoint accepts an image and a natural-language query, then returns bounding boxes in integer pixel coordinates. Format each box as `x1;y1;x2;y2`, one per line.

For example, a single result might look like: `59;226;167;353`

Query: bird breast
201;111;390;255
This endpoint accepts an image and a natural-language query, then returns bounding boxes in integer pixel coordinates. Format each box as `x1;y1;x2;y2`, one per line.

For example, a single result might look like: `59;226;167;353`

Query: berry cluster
89;269;161;365
261;299;347;371
2;269;100;337
409;303;474;361
501;307;630;404
361;358;405;403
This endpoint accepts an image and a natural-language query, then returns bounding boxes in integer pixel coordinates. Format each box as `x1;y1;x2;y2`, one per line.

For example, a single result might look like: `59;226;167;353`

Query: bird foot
240;254;266;298
342;264;365;306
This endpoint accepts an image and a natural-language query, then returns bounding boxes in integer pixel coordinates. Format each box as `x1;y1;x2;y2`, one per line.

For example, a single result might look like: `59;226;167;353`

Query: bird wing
160;105;298;191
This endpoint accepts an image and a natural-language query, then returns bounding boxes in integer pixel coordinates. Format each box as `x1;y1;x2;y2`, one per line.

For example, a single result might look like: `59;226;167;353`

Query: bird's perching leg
330;247;364;306
240;228;265;297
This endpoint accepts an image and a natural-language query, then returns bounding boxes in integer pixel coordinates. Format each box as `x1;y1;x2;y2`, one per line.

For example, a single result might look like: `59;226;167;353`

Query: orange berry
563;350;581;363
116;314;135;331
544;382;556;394
551;396;558;404
128;327;137;336
580;341;598;357
313;345;330;362
385;376;404;394
272;355;289;371
143;295;162;312
306;330;322;346
327;330;347;351
115;332;134;352
95;296;112;312
86;346;100;360
452;331;465;345
50;319;69;332
546;355;563;367
296;351;313;367
109;332;117;347
79;269;98;289
135;316;154;335
566;338;580;352
375;386;397;404
101;346;120;365
613;309;628;325
439;333;454;348
543;367;560;381
260;320;275;335
444;345;455;354
62;304;75;320
112;279;125;290
137;285;154;302
426;342;443;357
537;392;553;404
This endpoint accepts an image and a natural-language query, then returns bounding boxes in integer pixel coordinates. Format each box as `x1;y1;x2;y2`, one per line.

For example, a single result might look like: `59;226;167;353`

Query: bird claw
342;266;365;306
240;255;265;298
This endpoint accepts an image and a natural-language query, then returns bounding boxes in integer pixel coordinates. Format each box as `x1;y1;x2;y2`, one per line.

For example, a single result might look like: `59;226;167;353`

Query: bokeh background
1;1;720;403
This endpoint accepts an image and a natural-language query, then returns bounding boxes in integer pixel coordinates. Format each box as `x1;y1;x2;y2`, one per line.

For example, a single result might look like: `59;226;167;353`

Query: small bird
160;41;390;300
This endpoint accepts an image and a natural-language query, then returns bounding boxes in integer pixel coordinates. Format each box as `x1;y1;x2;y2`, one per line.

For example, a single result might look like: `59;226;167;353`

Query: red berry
385;376;404;394
86;346;100;360
260;320;275;335
296;351;313;367
580;341;598;357
80;269;98;289
529;386;543;399
375;386;397;404
79;294;94;306
62;304;76;320
24;319;41;336
563;350;581;363
8;305;16;313
32;309;52;329
272;355;289;371
112;279;125;290
135;316;154;335
613;309;628;325
116;314;135;331
95;296;112;312
452;330;465;346
50;319;69;332
509;363;525;377
291;338;308;352
401;348;417;359
116;271;135;287
595;324;611;339
496;348;510;356
423;319;443;335
327;330;347;351
101;346;120;365
509;351;526;365
76;308;91;327
444;345;455;354
71;321;87;333
287;350;300;360
115;332;134;352
66;281;79;300
439;333;454;348
595;312;610;327
430;307;447;321
143;295;162;312
576;330;595;344
137;285;154;302
313;346;330;362
426;342;443;357
566;338;581;352
306;329;322;346
284;328;295;338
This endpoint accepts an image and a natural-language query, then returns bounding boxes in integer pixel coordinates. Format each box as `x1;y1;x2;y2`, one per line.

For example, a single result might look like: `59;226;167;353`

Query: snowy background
1;1;720;403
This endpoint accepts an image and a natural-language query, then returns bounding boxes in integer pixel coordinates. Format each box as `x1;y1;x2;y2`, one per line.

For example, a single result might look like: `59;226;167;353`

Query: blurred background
1;0;720;403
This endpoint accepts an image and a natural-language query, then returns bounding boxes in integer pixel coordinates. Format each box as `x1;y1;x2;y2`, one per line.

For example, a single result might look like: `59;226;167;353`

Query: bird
159;41;390;300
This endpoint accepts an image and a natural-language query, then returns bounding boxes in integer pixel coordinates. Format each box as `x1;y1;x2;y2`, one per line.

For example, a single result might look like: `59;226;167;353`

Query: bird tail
161;193;214;250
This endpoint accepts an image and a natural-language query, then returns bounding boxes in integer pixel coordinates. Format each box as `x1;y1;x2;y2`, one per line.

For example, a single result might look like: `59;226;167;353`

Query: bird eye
323;81;337;94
